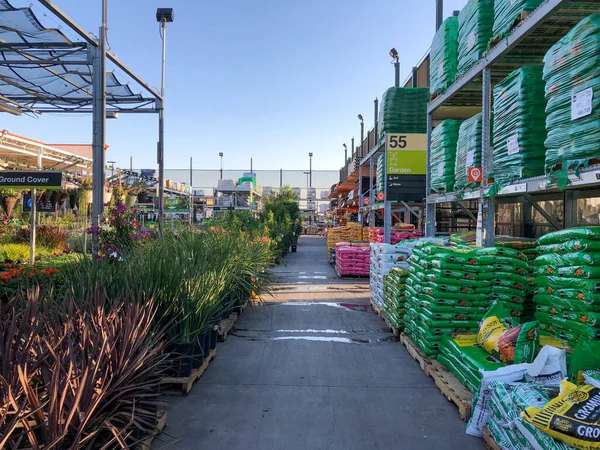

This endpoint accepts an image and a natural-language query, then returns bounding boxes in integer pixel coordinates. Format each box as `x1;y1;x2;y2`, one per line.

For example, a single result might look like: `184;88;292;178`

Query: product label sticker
507;134;520;156
465;150;475;169
438;162;444;177
510;0;517;4
468;32;476;51
571;87;593;121
438;63;444;78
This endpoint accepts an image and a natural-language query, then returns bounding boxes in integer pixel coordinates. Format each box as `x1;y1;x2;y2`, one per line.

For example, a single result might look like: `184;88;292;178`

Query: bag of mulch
541;240;600;254
535;295;600;312
536;252;600;268
583;371;600;388
523;380;600;450
558;266;600;279
478;302;538;364
568;339;600;384
535;276;600;294
537;227;600;246
537;288;600;305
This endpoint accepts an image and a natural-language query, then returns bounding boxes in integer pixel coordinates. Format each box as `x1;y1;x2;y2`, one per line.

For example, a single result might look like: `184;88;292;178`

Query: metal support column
412;67;418;87
189;156;193;226
563;190;576;229
383;140;391;244
29;152;43;264
280;168;283;187
369;156;374;226
425;113;435;236
157;19;167;236
480;67;495;247
358;164;363;223
91;0;107;254
436;0;443;30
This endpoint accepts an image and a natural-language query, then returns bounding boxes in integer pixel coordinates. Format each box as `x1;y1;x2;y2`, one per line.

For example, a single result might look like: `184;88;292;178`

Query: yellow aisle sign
386;133;427;175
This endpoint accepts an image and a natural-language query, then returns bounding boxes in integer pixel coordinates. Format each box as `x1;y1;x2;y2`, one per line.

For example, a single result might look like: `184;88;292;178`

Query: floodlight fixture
156;8;174;23
357;114;363;123
343;143;347;150
389;47;399;61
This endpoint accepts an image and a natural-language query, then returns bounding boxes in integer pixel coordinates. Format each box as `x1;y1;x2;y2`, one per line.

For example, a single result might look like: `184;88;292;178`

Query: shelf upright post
425;113;435;237
480;67;495;247
383;136;391;244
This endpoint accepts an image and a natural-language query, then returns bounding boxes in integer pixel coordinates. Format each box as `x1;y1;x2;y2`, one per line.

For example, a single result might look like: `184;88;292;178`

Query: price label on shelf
572;87;593;121
507;134;520;156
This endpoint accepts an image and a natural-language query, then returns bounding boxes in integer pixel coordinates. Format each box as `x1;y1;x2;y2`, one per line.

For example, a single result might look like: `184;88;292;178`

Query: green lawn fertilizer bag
457;0;495;76
538;228;600;246
523;379;600;450
430;120;462;193
455;113;483;192
492;66;547;187
568;339;600;384
584;371;600;389
492;0;544;39
543;13;600;184
377;87;429;143
430;16;459;96
478;301;538;364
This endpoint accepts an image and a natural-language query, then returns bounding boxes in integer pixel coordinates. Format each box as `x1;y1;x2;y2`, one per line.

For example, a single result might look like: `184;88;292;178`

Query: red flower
0;272;11;281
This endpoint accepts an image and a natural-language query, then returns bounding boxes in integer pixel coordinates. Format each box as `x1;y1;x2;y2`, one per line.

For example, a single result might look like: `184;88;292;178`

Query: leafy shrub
14;225;68;252
0;243;54;262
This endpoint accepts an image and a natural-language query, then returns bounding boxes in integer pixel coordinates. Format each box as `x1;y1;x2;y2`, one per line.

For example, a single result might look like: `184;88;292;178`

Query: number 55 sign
386;133;427;175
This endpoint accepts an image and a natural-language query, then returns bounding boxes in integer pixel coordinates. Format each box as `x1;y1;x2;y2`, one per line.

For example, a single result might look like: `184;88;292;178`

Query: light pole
156;7;174;236
357;115;364;224
219;152;224;179
308;152;313;188
343;143;347;166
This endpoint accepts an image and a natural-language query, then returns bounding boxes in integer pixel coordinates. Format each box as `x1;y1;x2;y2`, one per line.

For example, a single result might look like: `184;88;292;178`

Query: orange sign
363;197;370;206
376;192;385;201
467;167;483;183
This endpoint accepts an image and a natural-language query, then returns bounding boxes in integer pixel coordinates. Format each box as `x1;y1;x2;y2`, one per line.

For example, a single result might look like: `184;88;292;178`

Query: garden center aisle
156;236;482;450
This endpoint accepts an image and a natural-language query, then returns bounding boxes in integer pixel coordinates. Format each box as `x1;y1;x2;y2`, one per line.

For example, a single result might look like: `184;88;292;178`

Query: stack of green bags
430;119;462;194
543;13;600;183
457;0;495;77
383;268;409;329
378;87;429;144
533;227;600;353
492;0;545;40
376;154;385;195
454;113;483;193
492;66;548;187
430;15;459;96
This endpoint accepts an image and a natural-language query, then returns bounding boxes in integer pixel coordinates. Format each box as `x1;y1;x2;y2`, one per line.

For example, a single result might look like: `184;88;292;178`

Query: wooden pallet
161;348;216;396
137;410;167;450
426;360;473;421
335;267;370;279
218;312;238;341
489;10;530;48
482;426;502;450
400;333;432;372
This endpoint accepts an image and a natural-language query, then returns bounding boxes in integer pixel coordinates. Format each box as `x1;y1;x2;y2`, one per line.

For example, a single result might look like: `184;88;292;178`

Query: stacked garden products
491;66;547;189
430;119;462;194
370;224;423;245
454;113;484;193
543;12;600;187
430;15;459;97
457;0;494;77
370;243;412;308
335;243;370;276
492;0;544;42
377;87;429;143
383;267;409;329
533;227;600;356
326;223;364;257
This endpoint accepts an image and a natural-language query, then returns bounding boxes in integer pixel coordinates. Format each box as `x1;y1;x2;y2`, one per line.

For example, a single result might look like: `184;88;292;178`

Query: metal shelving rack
425;0;600;246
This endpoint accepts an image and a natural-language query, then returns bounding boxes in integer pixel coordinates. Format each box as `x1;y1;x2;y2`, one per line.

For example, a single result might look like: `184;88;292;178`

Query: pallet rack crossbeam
457;201;477;222
521;193;563;230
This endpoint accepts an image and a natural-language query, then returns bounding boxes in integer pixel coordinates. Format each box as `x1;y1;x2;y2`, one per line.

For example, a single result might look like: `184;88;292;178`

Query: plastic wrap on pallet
543;13;600;186
491;66;547;188
457;0;495;77
376;154;386;194
430;16;459;96
492;0;544;39
454;113;483;193
430;120;462;193
377;87;429;144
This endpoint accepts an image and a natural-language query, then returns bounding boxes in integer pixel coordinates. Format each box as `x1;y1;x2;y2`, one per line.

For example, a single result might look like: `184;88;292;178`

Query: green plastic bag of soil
540;239;600;254
417;312;481;329
492;66;547;187
429;267;489;281
558;265;600;279
538;227;600;246
568;338;600;384
491;277;527;291
455;113;483;192
422;284;478;296
491;286;527;301
430;259;491;273
377;87;429;143
535;294;600;311
420;307;484;322
419;294;492;307
534;275;600;293
425;273;490;288
535;312;600;340
430;17;459;96
430;120;462;193
479;246;529;260
478;301;538;364
420;300;489;315
438;354;479;393
543;13;600;180
535;252;600;268
534;286;600;304
457;0;495;76
492;0;545;39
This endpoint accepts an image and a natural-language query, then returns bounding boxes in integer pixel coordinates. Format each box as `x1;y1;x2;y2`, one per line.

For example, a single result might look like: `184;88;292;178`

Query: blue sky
2;0;467;171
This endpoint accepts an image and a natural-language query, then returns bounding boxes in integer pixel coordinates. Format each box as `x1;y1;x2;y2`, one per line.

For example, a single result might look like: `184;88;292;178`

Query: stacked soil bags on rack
430;119;462;194
430;15;459;96
457;0;495;77
336;243;370;276
492;66;548;188
383;268;409;329
377;87;429;144
543;13;600;183
492;0;544;40
533;227;600;352
454;113;483;193
370;243;412;308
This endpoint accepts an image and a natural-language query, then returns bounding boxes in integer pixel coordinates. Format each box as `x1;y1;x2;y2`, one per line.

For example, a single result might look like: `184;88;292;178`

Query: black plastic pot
210;325;218;350
166;341;195;378
201;330;211;358
69;192;77;209
192;337;205;369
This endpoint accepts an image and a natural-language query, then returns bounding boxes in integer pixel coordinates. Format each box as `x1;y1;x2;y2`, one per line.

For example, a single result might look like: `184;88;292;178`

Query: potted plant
125;179;144;208
68;188;78;209
0;188;22;218
57;188;68;208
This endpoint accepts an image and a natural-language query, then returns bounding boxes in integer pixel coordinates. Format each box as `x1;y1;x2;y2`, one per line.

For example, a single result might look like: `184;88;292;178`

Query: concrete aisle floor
155;236;482;450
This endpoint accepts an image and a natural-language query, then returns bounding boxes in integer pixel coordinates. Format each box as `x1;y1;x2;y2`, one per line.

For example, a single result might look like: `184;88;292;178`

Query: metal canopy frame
425;0;600;245
0;0;165;251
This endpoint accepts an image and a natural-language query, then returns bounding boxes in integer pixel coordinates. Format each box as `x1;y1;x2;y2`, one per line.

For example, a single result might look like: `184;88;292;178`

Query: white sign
499;183;527;195
465;150;475;169
572;87;593;121
507;134;520;156
437;163;444;177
